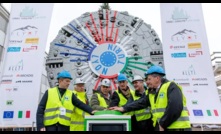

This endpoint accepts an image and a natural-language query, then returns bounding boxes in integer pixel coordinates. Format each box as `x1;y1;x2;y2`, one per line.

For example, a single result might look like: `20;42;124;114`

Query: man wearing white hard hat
70;78;90;131
90;79;112;110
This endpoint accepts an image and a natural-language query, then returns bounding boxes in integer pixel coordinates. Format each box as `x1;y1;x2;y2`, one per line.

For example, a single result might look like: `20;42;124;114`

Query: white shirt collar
156;83;162;93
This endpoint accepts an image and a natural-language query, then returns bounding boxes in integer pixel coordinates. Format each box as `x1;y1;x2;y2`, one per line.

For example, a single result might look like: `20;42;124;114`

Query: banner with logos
0;3;53;127
160;3;221;124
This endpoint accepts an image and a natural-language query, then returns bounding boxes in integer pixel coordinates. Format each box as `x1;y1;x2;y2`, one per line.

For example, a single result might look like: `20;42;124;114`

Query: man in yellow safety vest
90;79;111;110
36;70;96;131
109;73;135;130
70;78;90;131
126;75;154;132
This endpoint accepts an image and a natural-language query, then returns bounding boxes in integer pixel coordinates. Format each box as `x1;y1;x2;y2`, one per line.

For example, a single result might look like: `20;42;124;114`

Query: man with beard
90;79;112;110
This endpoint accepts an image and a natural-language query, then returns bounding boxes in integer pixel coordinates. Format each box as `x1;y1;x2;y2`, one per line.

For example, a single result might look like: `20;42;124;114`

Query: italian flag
206;110;219;116
18;110;31;118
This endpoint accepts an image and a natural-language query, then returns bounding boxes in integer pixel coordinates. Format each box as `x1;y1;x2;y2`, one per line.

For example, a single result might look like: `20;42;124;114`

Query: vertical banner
0;3;53;127
160;3;221;124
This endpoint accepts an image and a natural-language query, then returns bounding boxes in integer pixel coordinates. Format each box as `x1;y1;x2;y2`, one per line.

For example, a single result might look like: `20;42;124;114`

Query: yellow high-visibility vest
115;89;134;116
44;87;74;126
70;90;90;131
96;93;108;108
149;82;191;129
131;90;151;121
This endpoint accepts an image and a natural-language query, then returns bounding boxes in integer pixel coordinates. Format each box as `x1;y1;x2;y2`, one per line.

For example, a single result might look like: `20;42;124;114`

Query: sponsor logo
188;42;202;49
173;78;189;81
171;29;197;42
159;92;165;98
9;40;23;44
20;6;38;17
12;6;46;20
192;78;207;81
6;100;13;105
8;60;23;72
193;83;208;86
25;38;39;44
1;79;12;84
166;7;199;23
16;80;32;83
193;90;198;93
5;88;12;92
192;100;198;105
10;26;38;37
189;51;203;57
2;74;13;78
178;82;190;86
64;96;69;101
7;47;21;52
23;46;38;52
170;45;185;50
5;87;19;92
171;52;186;58
182;65;196;75
13;86;19;91
16;74;33;77
186;90;192;93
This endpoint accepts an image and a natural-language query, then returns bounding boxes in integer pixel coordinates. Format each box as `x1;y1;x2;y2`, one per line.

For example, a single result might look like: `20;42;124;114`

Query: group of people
36;65;192;131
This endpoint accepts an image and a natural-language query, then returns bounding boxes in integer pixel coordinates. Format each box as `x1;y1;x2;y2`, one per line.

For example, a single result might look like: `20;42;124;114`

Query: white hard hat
101;79;111;87
132;75;143;83
74;78;85;85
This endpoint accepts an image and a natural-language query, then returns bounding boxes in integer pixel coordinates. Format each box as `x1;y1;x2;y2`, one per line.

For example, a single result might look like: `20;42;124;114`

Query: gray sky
2;3;221;54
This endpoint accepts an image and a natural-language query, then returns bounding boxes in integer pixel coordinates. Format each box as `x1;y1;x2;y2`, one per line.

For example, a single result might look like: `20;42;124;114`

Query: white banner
160;3;221;124
0;3;53;127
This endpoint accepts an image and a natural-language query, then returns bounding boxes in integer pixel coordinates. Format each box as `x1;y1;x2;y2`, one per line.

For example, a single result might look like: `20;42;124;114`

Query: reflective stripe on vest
116;89;134;116
96;93;108;108
152;107;188;114
157;116;190;122
131;90;151;121
44;114;71;121
70;90;89;131
44;107;73;113
71;121;84;125
44;87;74;126
149;82;191;129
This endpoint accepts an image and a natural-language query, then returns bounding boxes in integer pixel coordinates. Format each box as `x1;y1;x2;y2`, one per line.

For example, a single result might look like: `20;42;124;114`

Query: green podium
84;110;131;131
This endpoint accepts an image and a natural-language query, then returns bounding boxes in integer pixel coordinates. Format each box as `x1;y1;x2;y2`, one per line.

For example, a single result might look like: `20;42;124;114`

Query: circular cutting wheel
46;9;164;98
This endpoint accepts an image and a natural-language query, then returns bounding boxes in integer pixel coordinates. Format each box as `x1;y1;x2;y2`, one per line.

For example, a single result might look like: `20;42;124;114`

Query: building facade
211;51;221;101
0;3;9;79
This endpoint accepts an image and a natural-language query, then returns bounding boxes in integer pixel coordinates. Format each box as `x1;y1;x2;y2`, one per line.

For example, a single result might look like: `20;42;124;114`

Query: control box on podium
84;110;131;131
